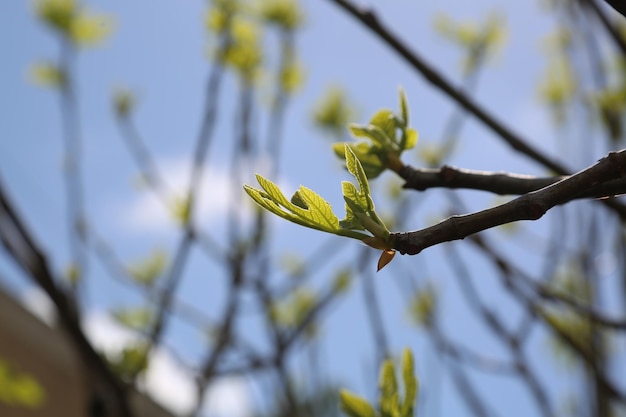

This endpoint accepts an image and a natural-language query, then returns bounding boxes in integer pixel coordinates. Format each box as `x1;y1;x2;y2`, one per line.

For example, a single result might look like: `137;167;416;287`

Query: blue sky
2;1;620;416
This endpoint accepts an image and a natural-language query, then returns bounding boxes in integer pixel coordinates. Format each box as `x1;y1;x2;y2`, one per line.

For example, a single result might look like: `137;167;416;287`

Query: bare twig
584;0;626;56
58;41;87;294
468;234;626;403
0;178;133;417
392;150;626;255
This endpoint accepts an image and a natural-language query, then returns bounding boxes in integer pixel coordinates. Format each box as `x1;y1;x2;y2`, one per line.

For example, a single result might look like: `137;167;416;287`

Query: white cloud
20;286;56;326
140;347;196;415
82;310;252;417
119;155;275;236
202;376;252;417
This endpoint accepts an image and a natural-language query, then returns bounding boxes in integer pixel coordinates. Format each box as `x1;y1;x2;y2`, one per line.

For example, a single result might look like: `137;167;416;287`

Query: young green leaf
244;148;393;266
401;348;418;417
334;88;418;178
296;186;340;231
339;390;376;417
333;142;386;179
290;190;309;209
379;360;398;415
344;145;373;211
399;87;409;127
369;109;396;142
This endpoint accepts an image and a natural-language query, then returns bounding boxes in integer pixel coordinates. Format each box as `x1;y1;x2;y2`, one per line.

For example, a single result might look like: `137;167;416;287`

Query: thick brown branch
392;150;626;255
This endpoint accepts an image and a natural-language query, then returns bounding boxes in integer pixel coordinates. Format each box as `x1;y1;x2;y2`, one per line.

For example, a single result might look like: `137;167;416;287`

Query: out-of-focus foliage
34;0;113;47
541;262;601;365
259;0;304;31
539;56;577;125
270;288;318;337
29;62;65;88
312;87;358;138
205;0;263;83
331;269;352;294
340;348;418;417
0;358;46;409
537;27;578;125
105;343;150;380
408;285;436;328
64;262;82;285
111;306;155;332
434;12;506;75
128;248;168;287
222;18;264;82
171;196;191;227
279;51;305;95
113;88;136;119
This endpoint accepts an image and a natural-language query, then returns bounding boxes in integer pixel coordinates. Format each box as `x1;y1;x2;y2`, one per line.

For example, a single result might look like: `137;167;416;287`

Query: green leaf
297;186;340;231
369;109;396;142
402;128;418;151
244;185;314;229
333;142;386;179
259;0;305;30
349;124;396;150
342;181;367;213
29;62;65;88
170;195;191;226
401;349;418;417
255;174;294;209
332;269;352;294
339;390;376;417
345;145;373;211
399;87;409;127
379;360;398;415
245;177;341;233
70;13;114;46
290;190;309;209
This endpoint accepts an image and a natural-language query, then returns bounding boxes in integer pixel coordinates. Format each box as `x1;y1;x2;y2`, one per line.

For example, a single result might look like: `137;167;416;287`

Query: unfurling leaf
339;348;419;417
244;148;393;272
312;87;357;138
401;349;418;416
377;250;396;271
339;390;376;417
334;87;418;178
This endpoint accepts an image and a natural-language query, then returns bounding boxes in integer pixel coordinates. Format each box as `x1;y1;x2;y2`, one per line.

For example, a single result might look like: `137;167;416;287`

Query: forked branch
392;150;626;255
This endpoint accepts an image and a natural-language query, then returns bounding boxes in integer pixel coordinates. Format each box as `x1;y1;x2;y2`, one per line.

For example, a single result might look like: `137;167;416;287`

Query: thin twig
0;178;133;417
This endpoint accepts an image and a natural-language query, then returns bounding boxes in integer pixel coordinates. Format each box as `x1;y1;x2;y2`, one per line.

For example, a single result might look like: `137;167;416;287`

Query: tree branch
327;0;571;175
400;164;626;196
0;177;133;417
392;150;626;255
